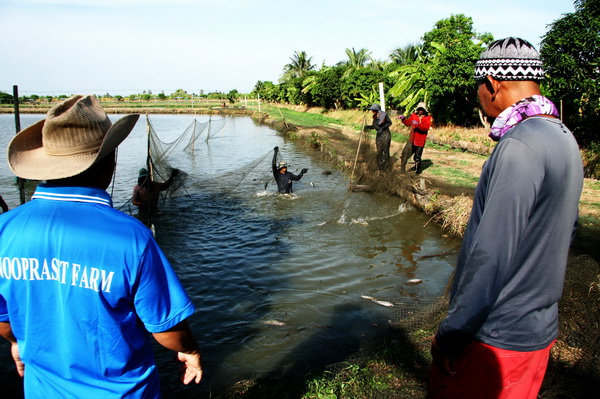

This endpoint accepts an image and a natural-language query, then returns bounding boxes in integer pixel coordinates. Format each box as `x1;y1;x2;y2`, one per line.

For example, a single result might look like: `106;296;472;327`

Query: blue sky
0;0;575;96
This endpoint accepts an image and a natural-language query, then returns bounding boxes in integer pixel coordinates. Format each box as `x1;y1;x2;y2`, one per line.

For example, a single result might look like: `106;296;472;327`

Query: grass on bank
220;331;434;399
301;330;434;399
260;104;361;130
425;165;480;190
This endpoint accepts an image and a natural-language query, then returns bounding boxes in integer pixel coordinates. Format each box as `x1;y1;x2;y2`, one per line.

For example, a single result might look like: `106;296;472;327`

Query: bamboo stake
350;116;366;185
145;114;153;230
206;114;211;142
13;85;25;204
192;117;196;156
277;106;289;129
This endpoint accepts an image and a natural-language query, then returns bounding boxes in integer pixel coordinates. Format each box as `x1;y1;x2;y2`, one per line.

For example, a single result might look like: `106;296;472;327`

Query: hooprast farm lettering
0;257;114;292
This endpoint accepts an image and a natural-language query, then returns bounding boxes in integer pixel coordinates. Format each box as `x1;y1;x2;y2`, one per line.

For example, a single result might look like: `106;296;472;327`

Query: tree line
0;89;241;105
251;1;598;147
1;2;596;148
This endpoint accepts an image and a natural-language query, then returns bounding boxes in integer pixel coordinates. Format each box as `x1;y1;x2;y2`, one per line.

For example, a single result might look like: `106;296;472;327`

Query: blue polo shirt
0;184;195;398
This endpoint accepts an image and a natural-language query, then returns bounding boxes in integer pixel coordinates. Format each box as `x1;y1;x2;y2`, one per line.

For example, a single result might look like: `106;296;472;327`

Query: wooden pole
378;82;386;112
560;99;563;121
146;114;152;183
350;117;366;186
192;118;196;156
13;86;20;132
13;85;25;205
145;114;153;229
206;114;211;142
277;106;289;129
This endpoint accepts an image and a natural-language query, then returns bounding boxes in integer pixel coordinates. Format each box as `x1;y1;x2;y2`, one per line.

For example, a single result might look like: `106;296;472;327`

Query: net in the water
122;115;232;217
148;113;233;186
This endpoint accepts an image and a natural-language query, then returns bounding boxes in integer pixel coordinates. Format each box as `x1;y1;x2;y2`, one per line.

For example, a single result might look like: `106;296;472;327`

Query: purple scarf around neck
489;95;559;141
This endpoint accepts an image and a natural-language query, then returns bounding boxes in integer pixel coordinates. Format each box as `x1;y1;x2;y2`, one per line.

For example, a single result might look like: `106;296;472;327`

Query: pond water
0;113;458;397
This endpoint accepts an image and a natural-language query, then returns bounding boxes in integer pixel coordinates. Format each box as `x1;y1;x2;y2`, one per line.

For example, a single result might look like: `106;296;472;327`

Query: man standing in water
133;167;180;213
272;146;308;194
428;37;584;398
0;95;203;398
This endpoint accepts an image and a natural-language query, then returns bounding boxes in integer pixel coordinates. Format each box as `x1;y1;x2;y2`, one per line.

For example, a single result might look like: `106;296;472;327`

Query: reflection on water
0;114;458;397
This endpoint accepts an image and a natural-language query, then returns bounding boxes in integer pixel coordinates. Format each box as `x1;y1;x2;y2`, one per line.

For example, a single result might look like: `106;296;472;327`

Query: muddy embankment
254;112;600;393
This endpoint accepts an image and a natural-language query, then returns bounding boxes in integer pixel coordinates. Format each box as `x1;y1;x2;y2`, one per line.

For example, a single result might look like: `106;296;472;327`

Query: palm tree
389;43;421;65
282;51;315;81
368;58;387;72
341;48;372;78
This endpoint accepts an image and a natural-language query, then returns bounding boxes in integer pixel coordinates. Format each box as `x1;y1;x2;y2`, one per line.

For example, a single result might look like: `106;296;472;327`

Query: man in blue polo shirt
0;95;203;398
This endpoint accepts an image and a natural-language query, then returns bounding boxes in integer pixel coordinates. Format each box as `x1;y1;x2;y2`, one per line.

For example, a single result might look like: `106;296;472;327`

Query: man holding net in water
272;146;308;194
133;167;180;213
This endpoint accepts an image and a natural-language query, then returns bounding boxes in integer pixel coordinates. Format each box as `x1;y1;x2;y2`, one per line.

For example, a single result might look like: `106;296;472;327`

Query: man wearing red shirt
400;102;432;174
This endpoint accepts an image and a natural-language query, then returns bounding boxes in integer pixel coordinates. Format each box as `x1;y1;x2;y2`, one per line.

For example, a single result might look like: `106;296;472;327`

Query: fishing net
190;147;311;196
148;114;232;181
136;115;190;215
191;149;274;194
121;115;231;219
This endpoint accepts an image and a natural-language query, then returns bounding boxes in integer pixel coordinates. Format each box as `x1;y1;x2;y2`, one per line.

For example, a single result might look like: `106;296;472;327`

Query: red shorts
427;340;554;399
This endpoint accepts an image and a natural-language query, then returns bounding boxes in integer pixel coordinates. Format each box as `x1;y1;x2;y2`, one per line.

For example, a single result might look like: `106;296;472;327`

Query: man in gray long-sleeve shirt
428;38;584;399
365;103;392;171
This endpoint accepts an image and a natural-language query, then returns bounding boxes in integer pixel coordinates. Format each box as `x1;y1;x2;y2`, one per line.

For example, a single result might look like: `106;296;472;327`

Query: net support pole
205;115;211;142
13;85;25;205
145;114;153;226
192;118;197;156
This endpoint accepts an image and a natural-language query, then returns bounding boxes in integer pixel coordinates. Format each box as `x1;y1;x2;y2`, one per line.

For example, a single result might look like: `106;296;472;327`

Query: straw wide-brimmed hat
415;102;428;113
277;161;288;170
7;95;139;180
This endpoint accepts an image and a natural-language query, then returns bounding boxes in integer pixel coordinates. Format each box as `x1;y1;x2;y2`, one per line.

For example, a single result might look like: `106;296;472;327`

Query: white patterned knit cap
474;37;545;81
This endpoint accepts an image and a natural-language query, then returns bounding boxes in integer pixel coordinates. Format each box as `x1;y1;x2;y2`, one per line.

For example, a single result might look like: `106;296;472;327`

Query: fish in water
361;295;394;307
263;319;287;326
406;279;423;285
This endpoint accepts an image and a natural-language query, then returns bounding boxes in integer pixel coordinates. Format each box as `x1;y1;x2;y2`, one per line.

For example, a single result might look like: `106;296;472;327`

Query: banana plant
354;89;380;109
388;42;446;114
